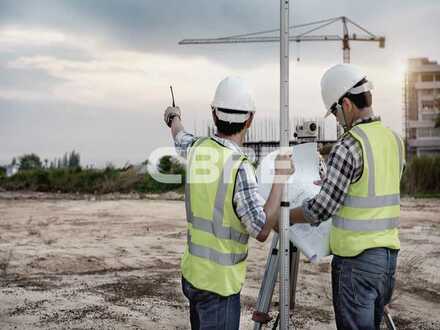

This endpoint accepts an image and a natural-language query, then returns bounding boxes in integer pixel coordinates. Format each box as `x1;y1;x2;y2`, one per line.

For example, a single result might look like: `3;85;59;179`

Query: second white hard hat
211;76;256;123
320;64;373;117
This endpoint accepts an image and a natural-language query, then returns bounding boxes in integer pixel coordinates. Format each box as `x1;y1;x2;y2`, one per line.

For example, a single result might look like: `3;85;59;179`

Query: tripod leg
384;305;397;330
272;243;300;329
289;243;300;311
253;234;280;330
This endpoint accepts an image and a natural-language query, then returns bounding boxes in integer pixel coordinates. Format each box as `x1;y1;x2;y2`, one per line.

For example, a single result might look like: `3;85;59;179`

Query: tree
105;162;115;170
158;155;184;174
18;153;42;170
158;156;173;173
62;153;68;168
68;150;81;168
53;150;81;169
435;97;440;128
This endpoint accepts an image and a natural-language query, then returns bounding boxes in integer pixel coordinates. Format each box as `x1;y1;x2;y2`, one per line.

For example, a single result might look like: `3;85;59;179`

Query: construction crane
179;16;385;63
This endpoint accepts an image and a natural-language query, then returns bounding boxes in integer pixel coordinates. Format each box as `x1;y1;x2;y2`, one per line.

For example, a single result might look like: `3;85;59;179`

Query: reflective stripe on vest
333;215;400;232
187;231;248;266
343;194;400;208
184;138;249;265
335;126;403;232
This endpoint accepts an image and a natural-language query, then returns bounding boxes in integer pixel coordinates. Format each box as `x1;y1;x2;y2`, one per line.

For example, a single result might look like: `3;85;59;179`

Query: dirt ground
0;192;439;329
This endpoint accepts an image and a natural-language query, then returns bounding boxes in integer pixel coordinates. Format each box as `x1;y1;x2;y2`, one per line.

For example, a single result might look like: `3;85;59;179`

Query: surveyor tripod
252;233;397;330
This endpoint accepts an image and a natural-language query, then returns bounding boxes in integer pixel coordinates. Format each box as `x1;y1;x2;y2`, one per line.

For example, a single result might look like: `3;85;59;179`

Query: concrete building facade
403;58;440;157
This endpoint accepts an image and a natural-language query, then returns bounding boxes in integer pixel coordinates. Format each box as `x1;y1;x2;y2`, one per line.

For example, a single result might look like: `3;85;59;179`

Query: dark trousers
182;277;240;330
332;248;398;330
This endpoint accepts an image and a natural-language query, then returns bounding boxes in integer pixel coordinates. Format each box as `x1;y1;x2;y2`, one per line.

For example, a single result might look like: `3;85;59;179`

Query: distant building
6;164;19;177
403;58;440;157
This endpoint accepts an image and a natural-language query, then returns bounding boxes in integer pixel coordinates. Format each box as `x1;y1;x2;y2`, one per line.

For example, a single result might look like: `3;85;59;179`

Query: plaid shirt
174;131;266;239
303;116;382;225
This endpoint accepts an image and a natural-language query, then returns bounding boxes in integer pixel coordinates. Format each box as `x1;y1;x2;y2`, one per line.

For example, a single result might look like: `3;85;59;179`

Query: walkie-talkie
167;85;179;127
170;85;175;107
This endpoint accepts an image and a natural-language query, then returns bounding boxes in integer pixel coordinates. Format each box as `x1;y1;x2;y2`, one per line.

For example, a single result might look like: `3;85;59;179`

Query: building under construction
403;58;440;157
206;117;339;163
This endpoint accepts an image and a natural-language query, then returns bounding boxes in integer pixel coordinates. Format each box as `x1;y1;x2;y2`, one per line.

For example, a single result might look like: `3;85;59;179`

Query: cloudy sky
0;0;439;167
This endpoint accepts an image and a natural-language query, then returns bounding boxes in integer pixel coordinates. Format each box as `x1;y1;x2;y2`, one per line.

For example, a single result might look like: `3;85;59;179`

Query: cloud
1;1;438;69
1;0;439;166
0;98;173;167
4;50;234;110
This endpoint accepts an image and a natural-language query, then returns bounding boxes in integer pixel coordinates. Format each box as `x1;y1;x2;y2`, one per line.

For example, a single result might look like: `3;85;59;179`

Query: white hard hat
320;64;373;117
211;76;256;123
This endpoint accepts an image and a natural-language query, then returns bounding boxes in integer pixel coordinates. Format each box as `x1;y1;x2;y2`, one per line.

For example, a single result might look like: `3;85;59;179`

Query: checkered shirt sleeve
233;161;266;239
174;131;197;159
303;135;363;225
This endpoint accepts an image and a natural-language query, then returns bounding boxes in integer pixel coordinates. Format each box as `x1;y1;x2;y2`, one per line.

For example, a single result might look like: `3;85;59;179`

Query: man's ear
212;110;218;124
342;97;353;113
245;112;254;128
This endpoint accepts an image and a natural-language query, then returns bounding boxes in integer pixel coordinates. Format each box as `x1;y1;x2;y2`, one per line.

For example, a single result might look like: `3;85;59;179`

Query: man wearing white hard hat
290;64;405;330
164;76;294;329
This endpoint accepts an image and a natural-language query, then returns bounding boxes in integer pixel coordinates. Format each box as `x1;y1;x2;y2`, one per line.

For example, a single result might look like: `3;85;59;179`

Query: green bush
401;156;440;196
136;171;184;194
1;169;49;191
0;155;186;194
137;155;185;193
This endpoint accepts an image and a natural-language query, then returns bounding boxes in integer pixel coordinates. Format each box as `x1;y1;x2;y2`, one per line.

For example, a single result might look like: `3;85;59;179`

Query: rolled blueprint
257;142;332;263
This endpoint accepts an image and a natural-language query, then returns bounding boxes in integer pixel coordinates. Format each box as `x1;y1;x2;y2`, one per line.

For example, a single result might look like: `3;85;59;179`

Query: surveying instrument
294;120;318;143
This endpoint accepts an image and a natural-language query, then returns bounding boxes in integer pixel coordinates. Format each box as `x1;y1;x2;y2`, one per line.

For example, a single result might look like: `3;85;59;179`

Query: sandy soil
0;193;439;329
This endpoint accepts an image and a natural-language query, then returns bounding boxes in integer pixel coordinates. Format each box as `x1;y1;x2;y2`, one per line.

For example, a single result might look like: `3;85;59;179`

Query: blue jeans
181;277;241;330
332;248;398;330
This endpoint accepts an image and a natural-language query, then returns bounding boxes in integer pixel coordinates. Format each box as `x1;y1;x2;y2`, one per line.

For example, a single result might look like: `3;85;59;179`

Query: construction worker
164;76;294;329
290;64;404;330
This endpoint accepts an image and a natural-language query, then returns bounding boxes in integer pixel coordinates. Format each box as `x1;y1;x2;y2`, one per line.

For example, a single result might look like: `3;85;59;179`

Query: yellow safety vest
181;137;250;296
330;121;405;257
